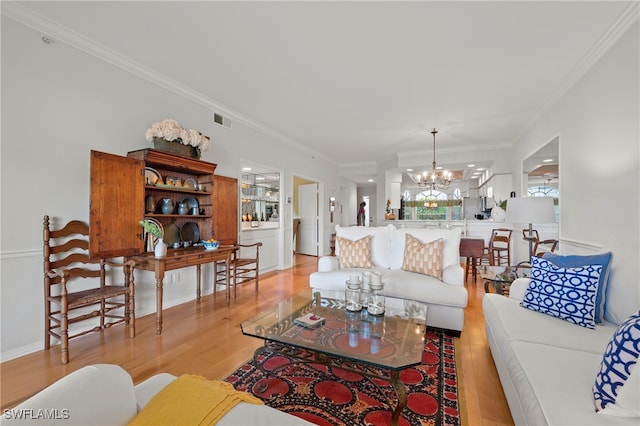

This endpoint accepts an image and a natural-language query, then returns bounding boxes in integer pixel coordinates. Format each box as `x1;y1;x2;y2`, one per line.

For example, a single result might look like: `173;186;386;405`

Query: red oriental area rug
225;328;460;426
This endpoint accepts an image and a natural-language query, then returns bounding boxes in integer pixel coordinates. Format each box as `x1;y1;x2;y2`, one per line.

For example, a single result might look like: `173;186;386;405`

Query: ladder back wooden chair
489;228;512;266
478;228;513;267
522;229;559;257
43;215;135;364
213;242;263;298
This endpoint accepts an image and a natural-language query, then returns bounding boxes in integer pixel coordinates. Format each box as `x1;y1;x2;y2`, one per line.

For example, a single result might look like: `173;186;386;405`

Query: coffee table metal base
254;340;407;426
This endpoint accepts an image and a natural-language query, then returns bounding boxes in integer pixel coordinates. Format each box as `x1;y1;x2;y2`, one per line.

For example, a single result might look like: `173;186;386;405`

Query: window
528;185;558;197
416;190;447;220
527;186;559;222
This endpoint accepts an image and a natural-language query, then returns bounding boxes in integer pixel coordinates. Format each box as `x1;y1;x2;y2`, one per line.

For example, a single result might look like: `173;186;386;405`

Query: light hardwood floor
0;255;513;425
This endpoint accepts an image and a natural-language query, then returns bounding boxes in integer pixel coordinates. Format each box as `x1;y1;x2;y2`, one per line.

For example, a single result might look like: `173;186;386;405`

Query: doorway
296;181;319;256
362;195;370;227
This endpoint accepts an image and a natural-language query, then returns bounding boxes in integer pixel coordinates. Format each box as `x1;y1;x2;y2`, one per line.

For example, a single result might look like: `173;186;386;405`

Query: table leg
390;370;406;426
225;254;231;304
154;263;165;335
471;257;477;283
196;264;202;300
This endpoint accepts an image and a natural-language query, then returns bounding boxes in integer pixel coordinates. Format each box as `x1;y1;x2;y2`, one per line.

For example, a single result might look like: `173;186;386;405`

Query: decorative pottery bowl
202;241;220;250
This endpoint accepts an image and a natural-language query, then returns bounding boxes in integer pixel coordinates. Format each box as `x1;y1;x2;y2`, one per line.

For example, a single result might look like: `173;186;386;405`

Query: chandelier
417;128;452;190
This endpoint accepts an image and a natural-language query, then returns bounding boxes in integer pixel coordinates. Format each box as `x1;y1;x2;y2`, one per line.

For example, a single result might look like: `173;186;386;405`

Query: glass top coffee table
481;264;530;295
241;289;428;426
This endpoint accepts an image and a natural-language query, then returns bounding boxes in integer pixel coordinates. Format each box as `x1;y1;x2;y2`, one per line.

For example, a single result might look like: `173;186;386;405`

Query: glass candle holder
367;288;385;316
345;286;362;312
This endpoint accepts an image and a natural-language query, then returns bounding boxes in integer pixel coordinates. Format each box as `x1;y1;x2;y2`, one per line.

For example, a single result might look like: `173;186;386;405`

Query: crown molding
1;2;336;166
518;1;640;139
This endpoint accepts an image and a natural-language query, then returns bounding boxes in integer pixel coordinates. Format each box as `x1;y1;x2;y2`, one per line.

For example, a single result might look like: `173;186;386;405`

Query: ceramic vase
154;238;167;257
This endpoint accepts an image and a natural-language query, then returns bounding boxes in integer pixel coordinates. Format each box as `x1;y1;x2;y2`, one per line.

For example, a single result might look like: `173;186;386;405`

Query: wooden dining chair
43;215;135;364
213;242;263;298
490;228;512;266
478;228;513;267
233;242;263;293
522;229;559;257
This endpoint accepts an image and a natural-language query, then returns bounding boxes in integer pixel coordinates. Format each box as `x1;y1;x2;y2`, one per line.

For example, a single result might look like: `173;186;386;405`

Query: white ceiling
7;1;636;185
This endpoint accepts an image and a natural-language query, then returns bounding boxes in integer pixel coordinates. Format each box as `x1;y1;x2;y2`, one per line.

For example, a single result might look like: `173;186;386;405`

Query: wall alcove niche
523;136;559;201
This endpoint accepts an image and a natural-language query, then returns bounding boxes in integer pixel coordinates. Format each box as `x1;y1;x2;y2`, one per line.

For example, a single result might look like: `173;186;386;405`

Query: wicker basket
152;137;200;159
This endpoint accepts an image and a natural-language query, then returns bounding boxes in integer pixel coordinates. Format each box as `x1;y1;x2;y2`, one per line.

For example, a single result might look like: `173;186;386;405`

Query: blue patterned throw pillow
593;312;640;415
521;256;602;329
543;252;612;324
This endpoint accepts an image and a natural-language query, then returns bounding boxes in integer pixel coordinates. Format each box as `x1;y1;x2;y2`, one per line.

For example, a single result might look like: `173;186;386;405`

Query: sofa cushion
401;234;443;279
483;294;616;355
390;228;461;270
383;269;468;308
521;257;602;329
543;252;612;324
336;236;373;269
593;311;640;416
335;225;393;268
507;340;622;426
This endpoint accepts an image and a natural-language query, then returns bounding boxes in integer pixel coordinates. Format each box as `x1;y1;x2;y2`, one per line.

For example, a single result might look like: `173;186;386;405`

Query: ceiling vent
213;112;232;129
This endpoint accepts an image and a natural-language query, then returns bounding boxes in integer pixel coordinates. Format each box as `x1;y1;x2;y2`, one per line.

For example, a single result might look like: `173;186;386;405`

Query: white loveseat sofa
310;225;468;334
484;276;639;426
1;364;312;426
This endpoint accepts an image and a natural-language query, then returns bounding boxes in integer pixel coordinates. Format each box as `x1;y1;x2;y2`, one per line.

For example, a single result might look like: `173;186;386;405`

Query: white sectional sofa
310;225;468;334
1;364;312;426
484;276;639;426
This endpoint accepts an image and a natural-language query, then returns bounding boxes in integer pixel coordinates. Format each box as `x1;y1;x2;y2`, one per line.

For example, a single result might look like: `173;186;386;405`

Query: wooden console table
128;246;235;334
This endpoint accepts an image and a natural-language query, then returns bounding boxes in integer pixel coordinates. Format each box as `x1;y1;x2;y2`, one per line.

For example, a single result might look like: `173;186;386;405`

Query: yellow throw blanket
129;375;263;426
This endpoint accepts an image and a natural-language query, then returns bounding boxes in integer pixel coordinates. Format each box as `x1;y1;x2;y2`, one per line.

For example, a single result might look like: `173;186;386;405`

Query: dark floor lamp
505;197;556;260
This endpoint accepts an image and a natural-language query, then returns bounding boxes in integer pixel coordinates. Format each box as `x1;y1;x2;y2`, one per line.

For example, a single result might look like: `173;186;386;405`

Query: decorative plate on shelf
144;167;162;185
180;222;200;244
183;178;197;190
165;176;182;186
163;223;180;245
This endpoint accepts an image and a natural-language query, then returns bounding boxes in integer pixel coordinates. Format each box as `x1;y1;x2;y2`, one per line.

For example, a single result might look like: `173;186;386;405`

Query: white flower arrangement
144;119;211;152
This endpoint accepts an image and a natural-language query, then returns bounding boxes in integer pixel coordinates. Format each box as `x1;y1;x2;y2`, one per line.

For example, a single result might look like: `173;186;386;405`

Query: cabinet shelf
241;198;279;203
144;214;211;219
145;185;212;195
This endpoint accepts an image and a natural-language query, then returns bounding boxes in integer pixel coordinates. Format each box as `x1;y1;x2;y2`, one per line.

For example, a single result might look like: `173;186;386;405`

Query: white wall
0;17;340;360
512;22;639;324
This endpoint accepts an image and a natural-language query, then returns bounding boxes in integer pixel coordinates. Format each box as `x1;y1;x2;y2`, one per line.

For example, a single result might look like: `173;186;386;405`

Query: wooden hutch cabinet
90;148;238;255
89;149;239;333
